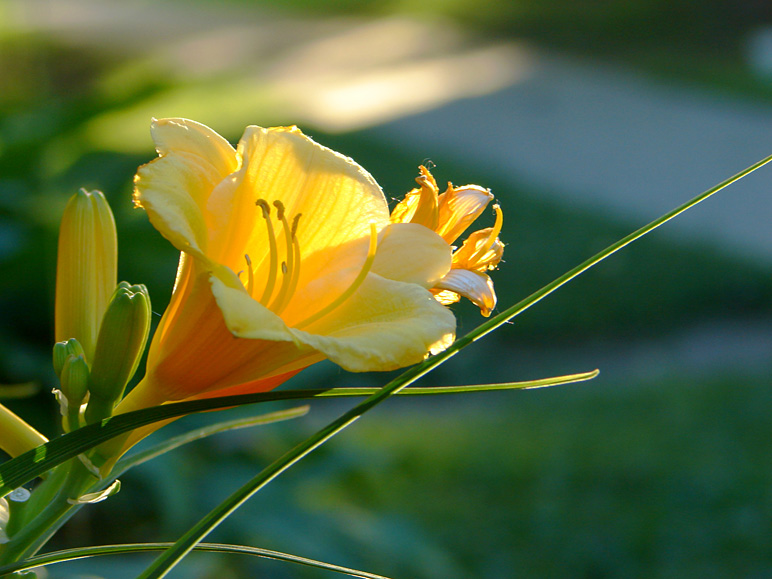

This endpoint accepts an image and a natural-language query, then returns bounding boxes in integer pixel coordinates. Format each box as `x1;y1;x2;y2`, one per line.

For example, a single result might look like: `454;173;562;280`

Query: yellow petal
434;269;497;317
389;166;439;230
292;273;456;371
371;223;452;288
132;264;304;404
151;118;239;179
436;184;494;244
453;229;505;272
133;119;238;257
230;126;390;281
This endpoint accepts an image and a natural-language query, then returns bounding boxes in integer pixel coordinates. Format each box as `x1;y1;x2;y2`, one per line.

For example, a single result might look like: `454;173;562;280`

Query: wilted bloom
391;166;504;316
55;189;118;362
116;119;459;412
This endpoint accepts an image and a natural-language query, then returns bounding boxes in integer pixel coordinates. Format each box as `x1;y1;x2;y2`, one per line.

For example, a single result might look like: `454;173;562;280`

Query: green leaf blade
0;542;392;579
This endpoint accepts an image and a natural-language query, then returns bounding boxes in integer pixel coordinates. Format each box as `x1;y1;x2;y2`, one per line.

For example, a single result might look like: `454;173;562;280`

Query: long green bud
86;283;151;423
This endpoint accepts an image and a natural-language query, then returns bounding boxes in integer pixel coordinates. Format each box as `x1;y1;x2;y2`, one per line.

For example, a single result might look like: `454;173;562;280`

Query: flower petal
234;126;389;268
371;223;452;288
436;185;494;244
434;269;497;317
295;273;456;371
151;118;239;178
203;126;394;312
452;227;504;272
389;166;439;230
134;118;238;256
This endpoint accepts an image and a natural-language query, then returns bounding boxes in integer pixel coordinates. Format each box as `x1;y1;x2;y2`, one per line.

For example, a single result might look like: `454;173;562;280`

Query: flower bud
55;189;118;363
86;282;151;423
59;353;90;407
52;338;86;379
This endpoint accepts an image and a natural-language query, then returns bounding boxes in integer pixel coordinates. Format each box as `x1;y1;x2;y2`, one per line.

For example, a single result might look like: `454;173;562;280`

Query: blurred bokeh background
2;0;772;577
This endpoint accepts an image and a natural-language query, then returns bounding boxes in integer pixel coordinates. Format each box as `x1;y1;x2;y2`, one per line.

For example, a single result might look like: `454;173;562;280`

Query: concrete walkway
12;0;772;267
370;53;772;264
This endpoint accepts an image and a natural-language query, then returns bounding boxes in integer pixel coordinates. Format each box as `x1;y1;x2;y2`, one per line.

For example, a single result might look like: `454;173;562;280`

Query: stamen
295;223;378;330
470;204;503;264
244;254;254;296
256;199;279;305
272;213;303;315
268;200;296;313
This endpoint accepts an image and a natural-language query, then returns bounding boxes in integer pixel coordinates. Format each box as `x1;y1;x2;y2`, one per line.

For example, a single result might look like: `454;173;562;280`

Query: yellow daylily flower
116;119;456;412
391;166;504;316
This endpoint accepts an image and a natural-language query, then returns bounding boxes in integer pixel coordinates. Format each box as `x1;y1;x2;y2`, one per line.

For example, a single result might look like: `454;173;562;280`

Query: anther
291;213;302;238
273;200;285;220
267;204;296;313
256;199;279;305
255;199;270;218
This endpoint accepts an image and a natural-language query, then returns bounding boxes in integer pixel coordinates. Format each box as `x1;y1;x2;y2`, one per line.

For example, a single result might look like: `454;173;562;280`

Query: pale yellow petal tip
433;267;497;317
429;331;456;355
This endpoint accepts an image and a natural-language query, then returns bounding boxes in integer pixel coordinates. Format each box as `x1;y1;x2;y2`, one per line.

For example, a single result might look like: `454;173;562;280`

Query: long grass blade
111;406;310;478
135;153;772;578
0;371;596;495
0;542;391;579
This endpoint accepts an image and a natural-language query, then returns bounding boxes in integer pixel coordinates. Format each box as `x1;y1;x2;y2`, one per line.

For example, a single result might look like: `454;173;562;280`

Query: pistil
470;204;503;265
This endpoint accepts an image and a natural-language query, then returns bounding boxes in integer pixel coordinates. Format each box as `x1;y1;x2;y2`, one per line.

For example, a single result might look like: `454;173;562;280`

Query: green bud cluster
52;282;152;429
85;282;151;424
53;339;89;407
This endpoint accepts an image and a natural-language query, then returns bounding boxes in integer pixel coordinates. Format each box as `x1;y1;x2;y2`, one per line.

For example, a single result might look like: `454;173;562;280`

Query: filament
244;254;254;296
470;204;502;264
295;223;378;330
268;201;298;313
255;199;279;305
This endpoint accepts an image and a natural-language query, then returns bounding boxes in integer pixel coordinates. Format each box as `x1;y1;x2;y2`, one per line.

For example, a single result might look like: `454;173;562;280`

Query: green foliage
2;5;771;577
72;371;771;578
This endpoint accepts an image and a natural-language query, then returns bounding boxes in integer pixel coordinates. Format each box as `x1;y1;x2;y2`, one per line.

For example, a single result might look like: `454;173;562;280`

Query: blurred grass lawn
2;1;772;577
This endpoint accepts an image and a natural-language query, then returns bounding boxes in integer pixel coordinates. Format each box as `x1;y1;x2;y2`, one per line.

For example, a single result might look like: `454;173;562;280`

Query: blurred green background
2;0;772;577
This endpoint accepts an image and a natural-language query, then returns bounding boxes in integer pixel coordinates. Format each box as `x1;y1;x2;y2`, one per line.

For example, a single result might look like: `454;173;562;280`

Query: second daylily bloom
390;166;504;316
117;119;459;412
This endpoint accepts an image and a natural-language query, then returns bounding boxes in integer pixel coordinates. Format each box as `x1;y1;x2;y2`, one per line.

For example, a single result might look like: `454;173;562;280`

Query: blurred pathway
370;55;772;264
11;0;772;267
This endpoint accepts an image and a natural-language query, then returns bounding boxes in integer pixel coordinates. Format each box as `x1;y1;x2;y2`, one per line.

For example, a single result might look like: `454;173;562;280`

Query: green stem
0;459;96;565
0;542;392;579
136;151;772;579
